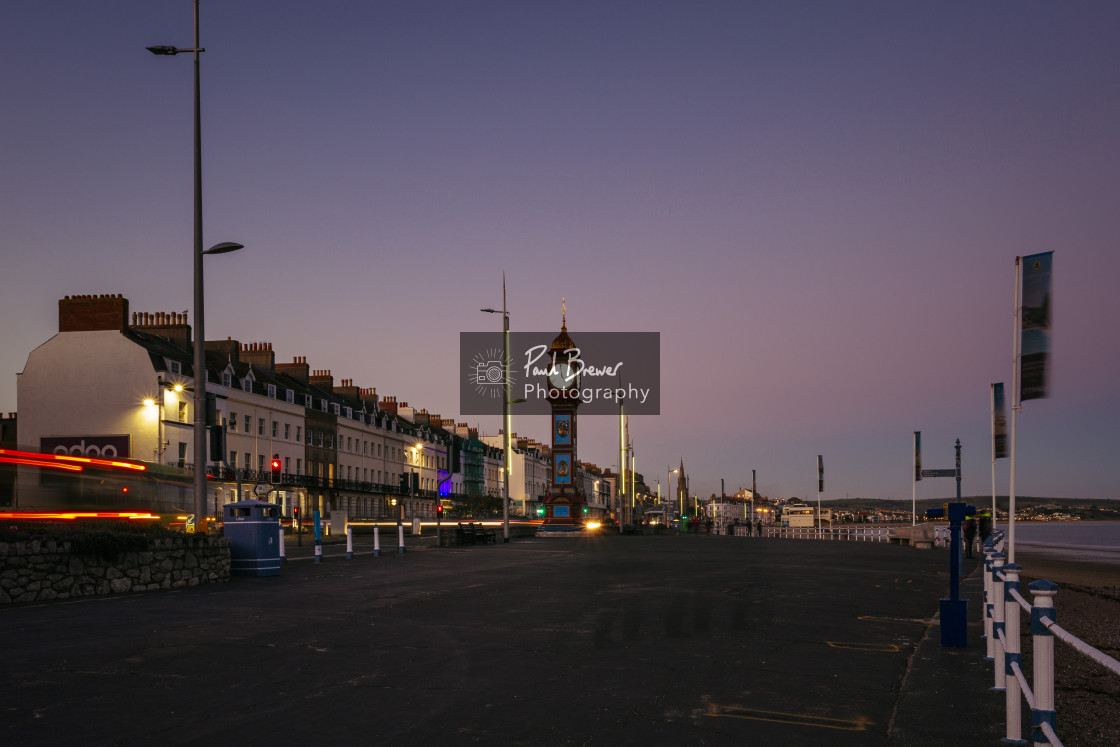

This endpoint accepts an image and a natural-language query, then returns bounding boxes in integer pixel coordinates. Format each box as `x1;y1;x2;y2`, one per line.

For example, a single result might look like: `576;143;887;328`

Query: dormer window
169;360;181;375
267;384;276;399
304;394;312;408
242;379;251;393
320;399;327;413
221;372;232;388
332;403;340;416
345;406;352;419
286;390;294;404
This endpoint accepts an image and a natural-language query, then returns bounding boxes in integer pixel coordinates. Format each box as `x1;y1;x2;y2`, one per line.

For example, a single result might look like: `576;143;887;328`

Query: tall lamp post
148;0;243;531
481;273;520;543
668;465;679;521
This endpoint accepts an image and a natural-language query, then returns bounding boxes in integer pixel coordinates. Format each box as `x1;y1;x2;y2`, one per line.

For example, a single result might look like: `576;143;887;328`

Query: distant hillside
818;495;1119;517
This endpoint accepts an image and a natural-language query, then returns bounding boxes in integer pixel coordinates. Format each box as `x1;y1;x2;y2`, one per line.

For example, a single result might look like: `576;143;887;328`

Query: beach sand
1014;550;1119;747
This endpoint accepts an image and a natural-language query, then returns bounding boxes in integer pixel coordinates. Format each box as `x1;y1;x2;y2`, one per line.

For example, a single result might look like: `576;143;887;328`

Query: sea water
997;521;1120;565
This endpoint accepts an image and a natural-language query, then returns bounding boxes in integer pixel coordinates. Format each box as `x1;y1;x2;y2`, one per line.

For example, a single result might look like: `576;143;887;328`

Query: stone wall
0;536;231;604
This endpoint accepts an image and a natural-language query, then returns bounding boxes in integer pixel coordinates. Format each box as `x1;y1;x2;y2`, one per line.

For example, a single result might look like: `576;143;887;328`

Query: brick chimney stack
59;294;129;333
129;307;192;349
240;341;275;374
309;369;334;390
276;356;309;384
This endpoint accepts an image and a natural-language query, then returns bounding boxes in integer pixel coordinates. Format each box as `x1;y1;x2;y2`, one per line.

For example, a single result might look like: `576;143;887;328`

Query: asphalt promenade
1;533;1009;746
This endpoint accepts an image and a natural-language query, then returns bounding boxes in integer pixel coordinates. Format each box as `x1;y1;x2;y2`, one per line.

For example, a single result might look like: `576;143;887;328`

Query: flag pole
1008;257;1021;565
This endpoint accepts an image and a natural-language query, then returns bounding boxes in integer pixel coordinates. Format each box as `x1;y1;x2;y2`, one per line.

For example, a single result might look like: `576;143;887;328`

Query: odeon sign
40;435;131;459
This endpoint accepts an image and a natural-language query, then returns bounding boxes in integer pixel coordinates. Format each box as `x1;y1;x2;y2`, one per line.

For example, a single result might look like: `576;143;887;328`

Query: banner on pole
817;455;823;492
914;431;921;482
992;383;1007;459
1020;252;1053;401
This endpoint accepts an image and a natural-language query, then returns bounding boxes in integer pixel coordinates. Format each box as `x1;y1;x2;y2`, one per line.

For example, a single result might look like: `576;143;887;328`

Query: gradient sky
3;2;1119;502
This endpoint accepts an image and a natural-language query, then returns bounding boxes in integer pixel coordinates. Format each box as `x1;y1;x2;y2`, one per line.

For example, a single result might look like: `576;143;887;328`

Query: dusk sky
3;2;1119;502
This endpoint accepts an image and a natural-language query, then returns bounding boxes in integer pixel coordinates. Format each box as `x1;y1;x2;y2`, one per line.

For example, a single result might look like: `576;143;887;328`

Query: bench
456;522;497;545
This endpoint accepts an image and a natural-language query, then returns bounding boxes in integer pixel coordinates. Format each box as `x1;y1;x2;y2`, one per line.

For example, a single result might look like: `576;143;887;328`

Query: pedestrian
979;512;993;545
963;516;977;558
755;519;763;537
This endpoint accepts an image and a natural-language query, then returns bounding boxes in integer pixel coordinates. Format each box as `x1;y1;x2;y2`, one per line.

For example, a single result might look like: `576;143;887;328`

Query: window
258;418;265;436
170;360;181;375
258;454;265;472
304;394;312;407
229;413;237;431
332;403;340;415
347;466;352;480
345;407;352;418
320;399;327;413
296;458;302;475
222;372;232;387
327;433;334;448
243;379;252;393
286;390;294;404
296;426;302;443
267;384;276;399
347;436;352;452
377;444;382;457
244;452;251;469
272;420;278;438
244;415;250;433
229;451;237;467
284;423;290;440
178;402;188;424
285;457;291;473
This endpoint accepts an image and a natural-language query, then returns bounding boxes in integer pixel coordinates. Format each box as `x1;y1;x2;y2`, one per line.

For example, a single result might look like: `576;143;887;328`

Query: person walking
963;515;978;558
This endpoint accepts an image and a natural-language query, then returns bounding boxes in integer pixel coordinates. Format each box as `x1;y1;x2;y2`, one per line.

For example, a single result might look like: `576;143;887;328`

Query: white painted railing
983;531;1120;746
757;526;894;542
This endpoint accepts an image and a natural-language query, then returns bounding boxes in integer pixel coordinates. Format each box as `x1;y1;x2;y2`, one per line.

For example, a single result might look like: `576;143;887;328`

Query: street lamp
148;1;243;532
481;272;514;543
668;465;679;521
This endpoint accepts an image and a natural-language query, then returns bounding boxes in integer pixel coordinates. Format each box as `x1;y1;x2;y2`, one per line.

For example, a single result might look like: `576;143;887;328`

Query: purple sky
3;2;1119;501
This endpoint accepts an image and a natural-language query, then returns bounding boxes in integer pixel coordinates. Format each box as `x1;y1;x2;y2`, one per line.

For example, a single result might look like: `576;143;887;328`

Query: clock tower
541;300;585;529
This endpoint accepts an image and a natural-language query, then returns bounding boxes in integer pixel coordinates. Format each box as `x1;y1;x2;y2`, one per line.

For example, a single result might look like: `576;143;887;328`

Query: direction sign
254;483;272;498
920;468;957;478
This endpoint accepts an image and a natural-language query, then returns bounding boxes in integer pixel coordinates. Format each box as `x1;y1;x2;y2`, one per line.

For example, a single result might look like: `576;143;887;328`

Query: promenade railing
752;526;894;542
983;531;1120;746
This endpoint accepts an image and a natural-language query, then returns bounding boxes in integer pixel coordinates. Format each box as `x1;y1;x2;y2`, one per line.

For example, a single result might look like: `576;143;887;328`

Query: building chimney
59;294;129;334
309;369;334;390
239;342;275;374
276;355;310;385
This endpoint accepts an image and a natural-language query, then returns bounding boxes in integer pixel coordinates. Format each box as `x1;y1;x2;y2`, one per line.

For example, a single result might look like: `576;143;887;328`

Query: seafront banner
1020;251;1053;401
992;383;1007;459
914;431;921;482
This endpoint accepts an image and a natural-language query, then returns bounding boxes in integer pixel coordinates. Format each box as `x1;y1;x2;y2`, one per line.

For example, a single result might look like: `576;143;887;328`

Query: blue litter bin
223;500;281;576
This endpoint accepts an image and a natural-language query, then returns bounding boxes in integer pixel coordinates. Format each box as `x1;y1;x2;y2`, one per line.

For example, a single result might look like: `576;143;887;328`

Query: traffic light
436;504;444;518
270;455;281;484
536;505;546;517
582;506;588;515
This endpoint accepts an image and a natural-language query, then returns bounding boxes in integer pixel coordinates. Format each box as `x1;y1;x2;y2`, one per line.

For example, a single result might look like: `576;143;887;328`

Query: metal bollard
1003;564;1026;745
346;524;353;560
397;522;405;555
279;528;286;564
991;552;1007;693
1029;580;1058;746
373;525;381;557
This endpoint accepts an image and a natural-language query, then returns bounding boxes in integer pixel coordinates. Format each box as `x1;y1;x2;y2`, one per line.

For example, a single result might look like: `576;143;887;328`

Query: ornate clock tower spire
540;300;585;531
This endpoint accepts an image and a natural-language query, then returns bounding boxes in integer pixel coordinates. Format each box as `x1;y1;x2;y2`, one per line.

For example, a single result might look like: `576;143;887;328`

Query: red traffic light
436;504;444;517
271;455;281;484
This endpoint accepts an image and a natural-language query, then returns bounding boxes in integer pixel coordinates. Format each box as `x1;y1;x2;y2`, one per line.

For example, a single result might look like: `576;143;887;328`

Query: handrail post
991;552;1007;693
1029;580;1058;746
1003;563;1027;745
983;541;996;661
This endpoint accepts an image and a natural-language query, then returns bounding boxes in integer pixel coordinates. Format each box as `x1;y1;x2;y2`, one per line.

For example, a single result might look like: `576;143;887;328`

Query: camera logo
468;348;514;400
476;360;504;385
